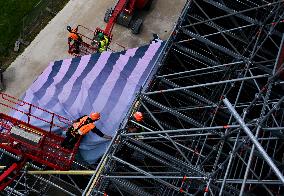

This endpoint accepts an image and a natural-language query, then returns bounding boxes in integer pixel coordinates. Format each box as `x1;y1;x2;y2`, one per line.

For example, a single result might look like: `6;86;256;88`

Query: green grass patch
0;0;69;69
0;0;41;56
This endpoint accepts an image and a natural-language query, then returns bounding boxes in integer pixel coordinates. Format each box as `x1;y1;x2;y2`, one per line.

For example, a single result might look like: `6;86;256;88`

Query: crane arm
104;0;129;35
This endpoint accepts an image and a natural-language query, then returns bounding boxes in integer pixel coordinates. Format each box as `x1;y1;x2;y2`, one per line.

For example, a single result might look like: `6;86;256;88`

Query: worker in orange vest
61;112;112;149
67;26;83;54
127;111;145;133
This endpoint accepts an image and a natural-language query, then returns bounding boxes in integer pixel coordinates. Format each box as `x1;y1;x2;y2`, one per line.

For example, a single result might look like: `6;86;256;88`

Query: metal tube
138;133;213;140
102;175;205;179
223;97;284;183
125;120;203;156
141;101;193;165
273;20;284;75
5;186;25;196
122;124;240;136
27;170;96;175
33;175;77;196
240;139;256;196
241;74;274;195
111;156;187;194
234;152;274;195
0;148;21;160
177;24;254;44
157;61;243;78
216;179;283;185
192;0;243;58
219;132;240;196
181;1;282;28
144;74;269;95
7;171;26;196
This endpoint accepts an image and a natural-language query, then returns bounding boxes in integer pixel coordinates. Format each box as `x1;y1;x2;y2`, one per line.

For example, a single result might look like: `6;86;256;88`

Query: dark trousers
68;37;82;54
73;40;81;54
61;127;80;149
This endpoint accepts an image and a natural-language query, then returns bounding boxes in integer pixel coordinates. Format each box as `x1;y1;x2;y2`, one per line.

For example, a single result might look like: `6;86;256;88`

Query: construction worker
67;26;83;54
97;32;109;53
151;33;161;43
61;112;112;149
127;111;145;133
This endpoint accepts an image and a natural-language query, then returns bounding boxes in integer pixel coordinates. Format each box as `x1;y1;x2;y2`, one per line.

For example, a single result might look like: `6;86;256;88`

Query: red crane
0;93;78;191
68;0;153;56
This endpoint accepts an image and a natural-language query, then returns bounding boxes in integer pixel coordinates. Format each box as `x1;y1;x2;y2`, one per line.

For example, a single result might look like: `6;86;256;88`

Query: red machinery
0;93;79;191
68;25;100;57
68;0;153;56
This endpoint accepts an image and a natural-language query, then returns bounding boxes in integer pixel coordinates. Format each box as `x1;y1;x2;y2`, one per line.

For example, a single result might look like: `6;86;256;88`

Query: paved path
1;0;186;114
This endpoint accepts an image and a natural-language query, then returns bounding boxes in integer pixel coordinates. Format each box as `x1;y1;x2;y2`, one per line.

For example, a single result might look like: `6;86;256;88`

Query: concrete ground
1;0;186;114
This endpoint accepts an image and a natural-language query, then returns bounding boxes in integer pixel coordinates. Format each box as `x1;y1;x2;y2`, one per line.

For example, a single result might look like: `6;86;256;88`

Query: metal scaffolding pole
181;1;282;28
5;0;283;195
111;156;189;195
144;74;269;95
223;97;284;184
157;61;244;78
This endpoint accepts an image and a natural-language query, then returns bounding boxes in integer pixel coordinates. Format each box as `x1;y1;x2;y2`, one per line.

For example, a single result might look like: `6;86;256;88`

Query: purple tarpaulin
11;42;164;163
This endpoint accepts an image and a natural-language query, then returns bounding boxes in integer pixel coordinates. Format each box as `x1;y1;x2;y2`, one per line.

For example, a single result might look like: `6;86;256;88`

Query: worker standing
67;26;83;54
151;33;161;43
61;112;112;149
97;32;109;53
127;111;145;133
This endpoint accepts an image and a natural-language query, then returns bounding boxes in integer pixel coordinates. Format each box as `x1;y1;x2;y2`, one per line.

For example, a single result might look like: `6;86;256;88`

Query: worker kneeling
61;112;112;149
97;32;109;53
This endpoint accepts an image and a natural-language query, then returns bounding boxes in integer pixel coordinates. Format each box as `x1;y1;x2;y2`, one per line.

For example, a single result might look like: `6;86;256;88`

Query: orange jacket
69;32;79;41
69;29;80;41
73;116;95;135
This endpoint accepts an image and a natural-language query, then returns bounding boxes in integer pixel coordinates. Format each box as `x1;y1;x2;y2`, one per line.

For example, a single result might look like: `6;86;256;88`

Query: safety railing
68;25;99;56
0;92;71;133
0;93;80;170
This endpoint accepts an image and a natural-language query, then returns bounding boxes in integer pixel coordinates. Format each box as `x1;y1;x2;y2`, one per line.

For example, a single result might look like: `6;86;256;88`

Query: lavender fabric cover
10;42;164;163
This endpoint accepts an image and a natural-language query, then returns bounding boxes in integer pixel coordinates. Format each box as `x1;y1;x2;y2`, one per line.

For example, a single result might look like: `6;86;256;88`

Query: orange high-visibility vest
72;116;95;135
69;31;79;41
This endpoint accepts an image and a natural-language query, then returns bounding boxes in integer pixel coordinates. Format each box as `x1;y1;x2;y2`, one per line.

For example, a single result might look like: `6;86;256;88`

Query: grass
0;0;41;57
0;0;69;69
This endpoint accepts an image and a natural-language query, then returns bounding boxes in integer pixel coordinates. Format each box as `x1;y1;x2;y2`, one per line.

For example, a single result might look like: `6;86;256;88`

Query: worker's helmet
90;112;101;121
98;32;104;39
67;25;72;32
133;112;143;122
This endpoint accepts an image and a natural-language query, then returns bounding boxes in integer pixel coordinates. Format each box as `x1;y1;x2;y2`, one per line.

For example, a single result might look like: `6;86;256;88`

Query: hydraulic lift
68;0;153;56
0;93;79;191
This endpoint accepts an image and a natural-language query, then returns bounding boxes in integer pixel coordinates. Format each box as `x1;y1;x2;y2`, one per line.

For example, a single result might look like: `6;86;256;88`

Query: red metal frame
103;0;149;35
0;92;80;171
135;0;149;9
0;93;70;132
68;25;99;56
0;159;27;191
68;0;149;56
104;0;129;36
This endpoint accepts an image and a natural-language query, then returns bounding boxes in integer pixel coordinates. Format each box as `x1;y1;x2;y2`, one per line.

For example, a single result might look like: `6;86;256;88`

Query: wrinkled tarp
11;41;164;163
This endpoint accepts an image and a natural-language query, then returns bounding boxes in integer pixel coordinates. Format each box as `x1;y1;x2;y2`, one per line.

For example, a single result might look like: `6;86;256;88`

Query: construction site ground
1;0;186;114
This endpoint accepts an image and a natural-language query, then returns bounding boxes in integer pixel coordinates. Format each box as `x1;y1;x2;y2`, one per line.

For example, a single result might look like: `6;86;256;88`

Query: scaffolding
84;0;284;195
1;0;284;195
